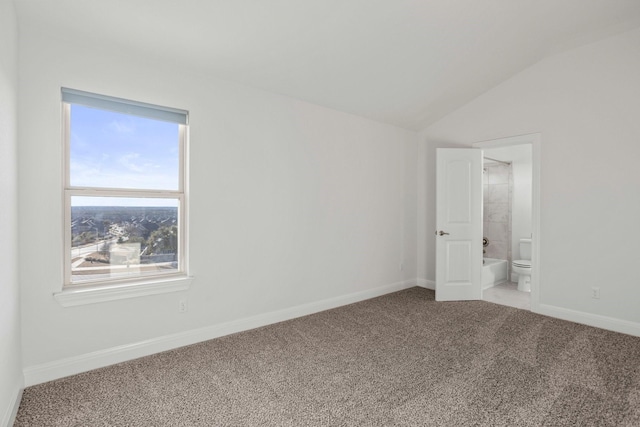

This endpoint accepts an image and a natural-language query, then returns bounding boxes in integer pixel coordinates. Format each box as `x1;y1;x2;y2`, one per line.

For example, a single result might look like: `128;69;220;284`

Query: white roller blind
62;88;188;125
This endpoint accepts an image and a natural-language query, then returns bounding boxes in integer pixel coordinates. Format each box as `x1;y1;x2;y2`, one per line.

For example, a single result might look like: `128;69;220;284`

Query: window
62;88;188;289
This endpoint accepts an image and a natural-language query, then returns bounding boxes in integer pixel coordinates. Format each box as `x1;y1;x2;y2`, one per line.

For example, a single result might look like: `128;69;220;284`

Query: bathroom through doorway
474;134;540;312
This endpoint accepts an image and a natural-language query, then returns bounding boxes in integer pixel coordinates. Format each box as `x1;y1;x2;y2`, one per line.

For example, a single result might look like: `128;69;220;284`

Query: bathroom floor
482;281;530;310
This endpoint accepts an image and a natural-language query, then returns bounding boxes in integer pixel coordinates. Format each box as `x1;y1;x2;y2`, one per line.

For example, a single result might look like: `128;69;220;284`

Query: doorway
474;134;540;311
434;133;541;311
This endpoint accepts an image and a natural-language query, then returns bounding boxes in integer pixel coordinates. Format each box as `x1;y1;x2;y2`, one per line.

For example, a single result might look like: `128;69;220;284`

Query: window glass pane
70;196;179;284
69;105;180;190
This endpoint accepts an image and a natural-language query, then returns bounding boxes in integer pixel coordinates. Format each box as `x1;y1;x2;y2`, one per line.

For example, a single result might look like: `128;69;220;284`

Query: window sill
54;275;193;307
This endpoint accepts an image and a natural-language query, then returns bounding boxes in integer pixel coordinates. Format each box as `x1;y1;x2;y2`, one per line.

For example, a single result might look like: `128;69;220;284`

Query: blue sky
70;105;180;194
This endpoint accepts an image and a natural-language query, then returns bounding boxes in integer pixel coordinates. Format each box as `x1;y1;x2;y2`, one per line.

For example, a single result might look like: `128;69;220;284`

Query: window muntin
63;89;188;288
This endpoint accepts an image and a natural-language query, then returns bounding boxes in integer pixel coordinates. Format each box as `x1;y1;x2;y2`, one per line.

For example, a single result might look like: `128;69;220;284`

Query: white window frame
56;89;192;306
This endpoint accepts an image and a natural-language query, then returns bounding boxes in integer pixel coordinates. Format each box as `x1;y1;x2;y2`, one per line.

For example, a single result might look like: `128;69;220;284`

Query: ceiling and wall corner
0;0;24;425
13;0;640;130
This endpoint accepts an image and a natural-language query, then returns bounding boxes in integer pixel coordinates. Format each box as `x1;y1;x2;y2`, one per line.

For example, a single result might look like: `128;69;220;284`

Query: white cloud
69;159;100;179
118;153;145;172
109;120;135;133
71;155;177;190
70;131;89;149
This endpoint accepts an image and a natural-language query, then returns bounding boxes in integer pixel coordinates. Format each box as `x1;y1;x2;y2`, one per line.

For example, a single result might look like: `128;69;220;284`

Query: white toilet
512;238;532;292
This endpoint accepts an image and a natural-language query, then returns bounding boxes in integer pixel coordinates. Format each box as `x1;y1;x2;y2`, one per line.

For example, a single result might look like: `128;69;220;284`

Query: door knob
438;230;450;236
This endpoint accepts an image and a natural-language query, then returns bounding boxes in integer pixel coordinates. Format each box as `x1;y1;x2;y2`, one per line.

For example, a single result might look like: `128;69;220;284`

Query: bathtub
482;258;508;289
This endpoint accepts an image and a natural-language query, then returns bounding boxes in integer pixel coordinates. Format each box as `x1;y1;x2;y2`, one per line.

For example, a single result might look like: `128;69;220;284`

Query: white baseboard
536;303;640;338
1;381;23;427
416;278;435;290
409;281;639;337
23;279;416;387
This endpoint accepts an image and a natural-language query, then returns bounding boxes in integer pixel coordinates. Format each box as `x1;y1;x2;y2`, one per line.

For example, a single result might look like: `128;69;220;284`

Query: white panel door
435;148;483;301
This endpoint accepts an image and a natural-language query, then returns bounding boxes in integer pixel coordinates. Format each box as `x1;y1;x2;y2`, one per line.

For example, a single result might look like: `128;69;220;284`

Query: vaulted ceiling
14;0;640;130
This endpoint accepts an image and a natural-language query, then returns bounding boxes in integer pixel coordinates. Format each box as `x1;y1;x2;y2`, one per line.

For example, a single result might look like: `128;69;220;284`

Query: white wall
18;29;418;379
418;27;640;329
0;0;23;424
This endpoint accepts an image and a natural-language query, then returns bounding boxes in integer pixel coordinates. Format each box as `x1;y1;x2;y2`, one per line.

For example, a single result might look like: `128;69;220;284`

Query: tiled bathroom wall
483;163;513;273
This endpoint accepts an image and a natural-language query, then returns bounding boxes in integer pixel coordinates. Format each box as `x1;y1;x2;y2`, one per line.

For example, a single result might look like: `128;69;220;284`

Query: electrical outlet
591;287;600;299
179;299;188;313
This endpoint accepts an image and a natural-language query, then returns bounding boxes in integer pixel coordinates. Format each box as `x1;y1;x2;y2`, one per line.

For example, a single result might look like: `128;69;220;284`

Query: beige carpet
15;288;640;426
